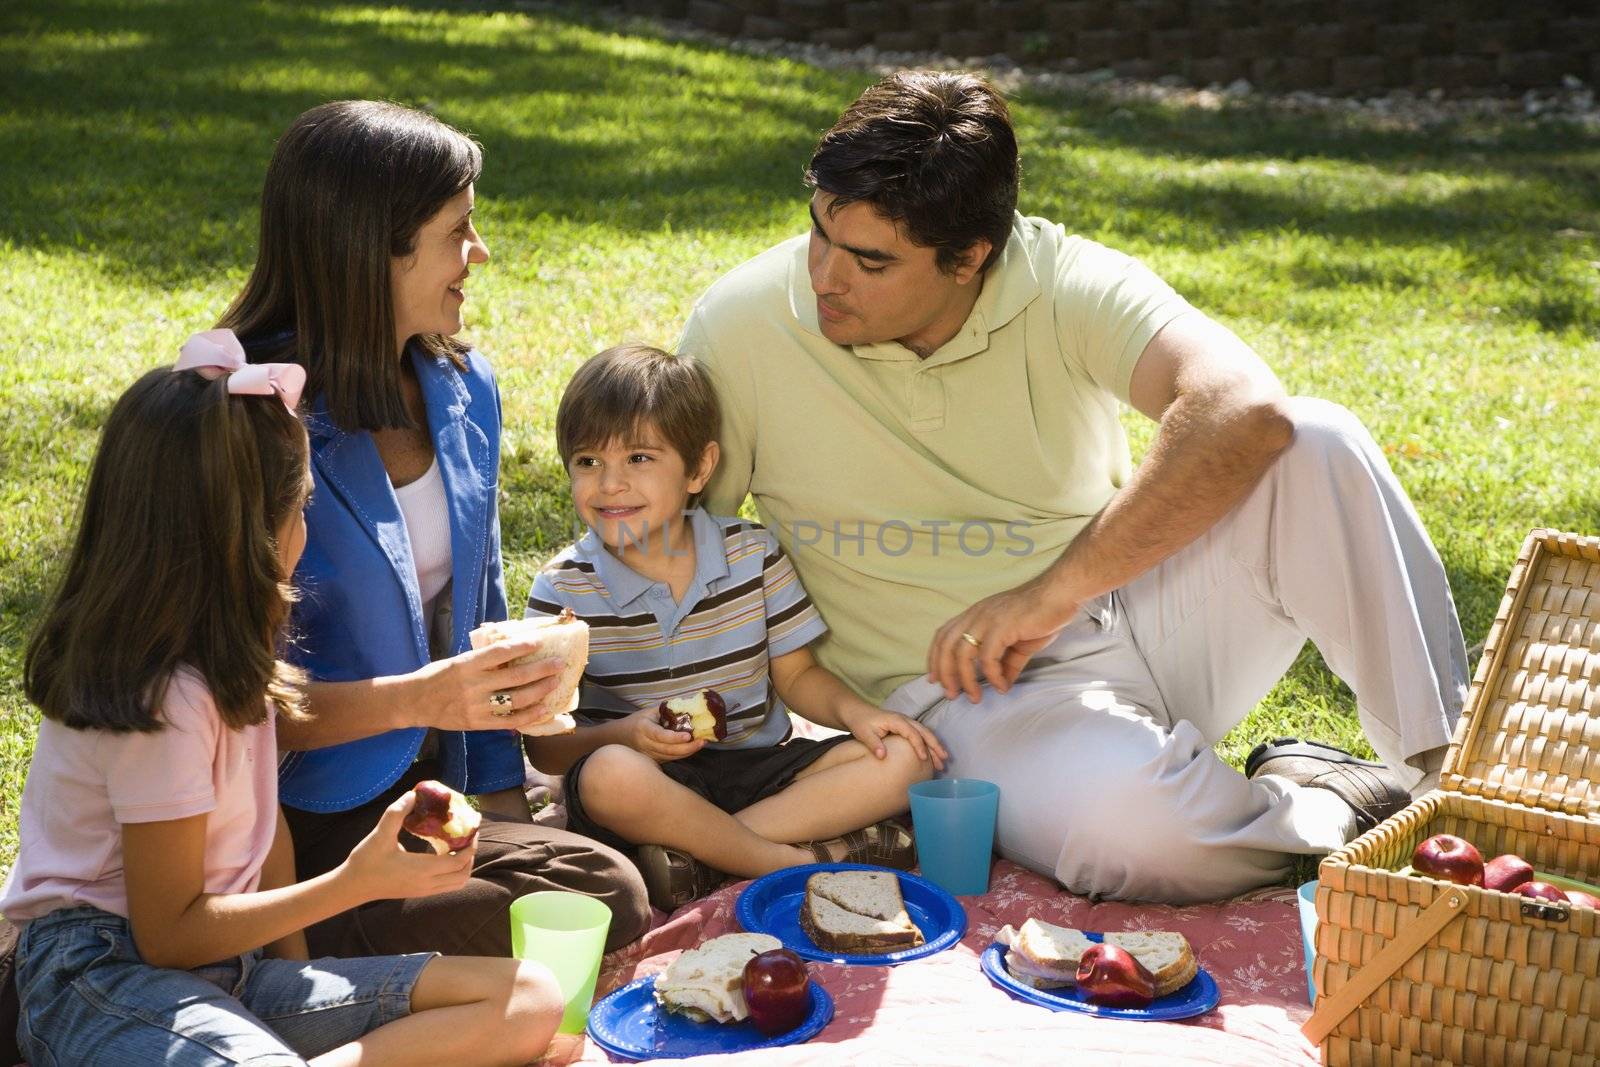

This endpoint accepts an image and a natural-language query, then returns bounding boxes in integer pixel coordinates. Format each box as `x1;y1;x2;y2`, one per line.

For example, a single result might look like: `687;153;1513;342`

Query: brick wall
598;1;1597;94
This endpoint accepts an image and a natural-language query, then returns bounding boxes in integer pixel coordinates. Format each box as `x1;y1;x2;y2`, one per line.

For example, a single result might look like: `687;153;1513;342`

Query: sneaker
807;817;917;870
1246;737;1411;833
634;845;727;911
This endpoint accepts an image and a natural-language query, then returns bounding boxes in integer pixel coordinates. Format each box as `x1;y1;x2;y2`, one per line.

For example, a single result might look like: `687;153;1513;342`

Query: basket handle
1301;885;1470;1045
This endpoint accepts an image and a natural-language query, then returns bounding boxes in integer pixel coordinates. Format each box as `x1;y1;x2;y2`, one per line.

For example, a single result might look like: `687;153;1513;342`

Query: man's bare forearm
1044;385;1293;608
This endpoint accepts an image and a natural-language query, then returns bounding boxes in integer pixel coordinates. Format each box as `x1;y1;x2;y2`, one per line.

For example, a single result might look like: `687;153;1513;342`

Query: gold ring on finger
960;631;981;649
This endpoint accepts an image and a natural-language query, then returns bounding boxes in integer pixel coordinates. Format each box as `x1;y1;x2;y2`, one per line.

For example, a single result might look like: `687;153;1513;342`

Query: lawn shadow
1;0;848;289
10;0;1599;319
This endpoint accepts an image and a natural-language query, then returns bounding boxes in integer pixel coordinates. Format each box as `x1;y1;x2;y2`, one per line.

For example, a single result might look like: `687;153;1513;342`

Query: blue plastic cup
908;778;1000;895
1298;880;1319;1004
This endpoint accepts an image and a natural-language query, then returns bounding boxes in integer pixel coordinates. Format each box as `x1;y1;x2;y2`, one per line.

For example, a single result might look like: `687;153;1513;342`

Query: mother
222;100;649;956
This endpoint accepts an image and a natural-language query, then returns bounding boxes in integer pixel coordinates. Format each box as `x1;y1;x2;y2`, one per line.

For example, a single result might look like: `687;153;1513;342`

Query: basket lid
1441;529;1600;817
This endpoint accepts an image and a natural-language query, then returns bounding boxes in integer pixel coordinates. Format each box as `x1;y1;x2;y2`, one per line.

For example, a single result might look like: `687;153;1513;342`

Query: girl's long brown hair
24;369;310;731
219;100;482;432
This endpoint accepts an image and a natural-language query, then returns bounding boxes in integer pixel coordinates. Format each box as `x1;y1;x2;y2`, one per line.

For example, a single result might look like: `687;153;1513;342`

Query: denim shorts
15;906;436;1066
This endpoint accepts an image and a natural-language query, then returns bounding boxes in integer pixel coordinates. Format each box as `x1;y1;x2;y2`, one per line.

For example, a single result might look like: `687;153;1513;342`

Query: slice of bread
801;871;924;954
1103;931;1198;997
997;918;1096;987
469;610;588;734
653;932;781;1023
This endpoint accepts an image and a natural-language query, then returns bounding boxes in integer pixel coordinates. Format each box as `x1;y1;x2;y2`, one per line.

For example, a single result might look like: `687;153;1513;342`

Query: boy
524;343;945;909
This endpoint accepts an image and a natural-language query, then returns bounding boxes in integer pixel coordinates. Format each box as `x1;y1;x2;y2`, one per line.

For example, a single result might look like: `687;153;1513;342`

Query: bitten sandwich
469;609;588;735
653;933;783;1023
995;918;1197;997
799;870;924;954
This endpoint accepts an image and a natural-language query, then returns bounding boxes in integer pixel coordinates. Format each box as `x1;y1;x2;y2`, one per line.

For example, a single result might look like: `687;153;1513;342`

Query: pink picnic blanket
560;861;1319;1066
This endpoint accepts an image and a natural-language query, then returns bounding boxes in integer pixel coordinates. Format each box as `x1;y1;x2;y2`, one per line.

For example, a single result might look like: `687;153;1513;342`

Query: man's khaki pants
889;398;1469;903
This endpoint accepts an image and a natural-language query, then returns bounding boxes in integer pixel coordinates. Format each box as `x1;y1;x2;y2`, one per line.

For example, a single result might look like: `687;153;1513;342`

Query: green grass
3;0;1598;877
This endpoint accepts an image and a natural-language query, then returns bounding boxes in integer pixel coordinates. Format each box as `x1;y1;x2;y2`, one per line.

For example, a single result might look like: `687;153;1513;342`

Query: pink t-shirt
0;670;279;922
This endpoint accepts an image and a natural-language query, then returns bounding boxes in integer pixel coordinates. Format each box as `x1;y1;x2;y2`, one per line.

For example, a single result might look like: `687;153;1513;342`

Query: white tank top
393;456;452;636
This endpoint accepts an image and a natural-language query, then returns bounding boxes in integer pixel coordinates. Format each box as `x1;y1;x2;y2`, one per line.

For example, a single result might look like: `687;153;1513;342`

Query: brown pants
284;762;651;957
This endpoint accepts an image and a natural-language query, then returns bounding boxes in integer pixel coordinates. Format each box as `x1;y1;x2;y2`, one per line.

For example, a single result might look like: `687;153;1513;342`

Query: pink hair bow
174;329;306;411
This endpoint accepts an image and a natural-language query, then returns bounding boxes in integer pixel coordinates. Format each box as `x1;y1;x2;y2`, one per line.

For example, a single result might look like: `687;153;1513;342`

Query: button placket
908;368;946;431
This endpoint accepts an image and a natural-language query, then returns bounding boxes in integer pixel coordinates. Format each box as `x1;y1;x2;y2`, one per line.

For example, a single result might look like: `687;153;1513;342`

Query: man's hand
621;708;708;763
927;576;1078;703
838;705;948;771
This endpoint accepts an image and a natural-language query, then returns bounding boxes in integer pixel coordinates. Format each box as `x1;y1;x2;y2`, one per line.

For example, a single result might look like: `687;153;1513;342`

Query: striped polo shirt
524;508;828;749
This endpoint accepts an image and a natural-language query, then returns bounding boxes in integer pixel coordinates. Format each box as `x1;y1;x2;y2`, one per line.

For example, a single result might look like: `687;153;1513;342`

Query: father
679;70;1468;902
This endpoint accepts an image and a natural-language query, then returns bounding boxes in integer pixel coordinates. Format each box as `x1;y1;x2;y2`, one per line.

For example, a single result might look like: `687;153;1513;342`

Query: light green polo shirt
678;213;1192;703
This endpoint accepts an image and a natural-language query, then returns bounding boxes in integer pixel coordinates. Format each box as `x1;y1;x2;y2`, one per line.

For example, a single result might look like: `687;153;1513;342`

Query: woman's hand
838;706;948;771
338;793;475;903
409;637;568;733
620;708;707;763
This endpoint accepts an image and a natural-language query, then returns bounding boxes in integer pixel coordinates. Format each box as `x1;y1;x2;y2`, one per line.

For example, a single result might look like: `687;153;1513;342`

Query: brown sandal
806;818;916;870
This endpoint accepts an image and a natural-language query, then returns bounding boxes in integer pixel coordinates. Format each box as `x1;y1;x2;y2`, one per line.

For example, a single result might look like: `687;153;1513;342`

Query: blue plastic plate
981;941;1220;1021
736;862;967;965
586;974;833;1061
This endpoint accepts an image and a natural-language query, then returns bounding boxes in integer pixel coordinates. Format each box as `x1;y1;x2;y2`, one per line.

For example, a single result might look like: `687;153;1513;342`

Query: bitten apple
1411;834;1484;886
1075;943;1158;1009
741;948;810;1035
402;780;480;854
658;689;728;742
1482;854;1535;893
1514;881;1570;903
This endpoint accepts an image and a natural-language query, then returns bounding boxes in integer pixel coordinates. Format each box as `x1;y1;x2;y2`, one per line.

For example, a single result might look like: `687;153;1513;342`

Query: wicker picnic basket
1304;528;1600;1067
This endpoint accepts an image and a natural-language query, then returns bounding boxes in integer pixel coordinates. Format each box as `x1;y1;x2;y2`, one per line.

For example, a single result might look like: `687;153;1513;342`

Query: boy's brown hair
556;344;721;491
25;368;310;732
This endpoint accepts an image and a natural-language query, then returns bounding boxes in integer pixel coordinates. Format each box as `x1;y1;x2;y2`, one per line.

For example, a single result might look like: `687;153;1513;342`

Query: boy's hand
839;706;948;772
338;793;475;903
622;708;707;763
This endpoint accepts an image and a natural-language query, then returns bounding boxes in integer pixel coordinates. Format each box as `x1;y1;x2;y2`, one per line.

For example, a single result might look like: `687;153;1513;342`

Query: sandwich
653;933;783;1023
994;917;1096;989
995;918;1198;997
469;609;588;735
799;870;924;954
1104;931;1198;997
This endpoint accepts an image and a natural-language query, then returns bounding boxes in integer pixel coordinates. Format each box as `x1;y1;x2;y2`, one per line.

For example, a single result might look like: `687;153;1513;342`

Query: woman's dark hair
24;368;310;732
220;100;483;431
556;344;720;504
806;70;1019;274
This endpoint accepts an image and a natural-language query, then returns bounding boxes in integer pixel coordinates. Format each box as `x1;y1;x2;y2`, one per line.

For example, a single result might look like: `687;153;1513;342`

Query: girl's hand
411;638;568;733
339;793;474;903
622;708;707;763
839;706;948;772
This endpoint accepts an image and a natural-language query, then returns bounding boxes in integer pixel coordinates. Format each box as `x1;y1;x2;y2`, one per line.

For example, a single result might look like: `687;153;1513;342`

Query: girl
0;332;560;1066
219;98;648;958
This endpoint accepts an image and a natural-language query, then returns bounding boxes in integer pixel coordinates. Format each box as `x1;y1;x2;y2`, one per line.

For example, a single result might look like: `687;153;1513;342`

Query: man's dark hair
806;70;1019;274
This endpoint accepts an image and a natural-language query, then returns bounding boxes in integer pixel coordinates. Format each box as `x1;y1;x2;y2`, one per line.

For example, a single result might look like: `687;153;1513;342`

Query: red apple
658;689;728;741
1565;891;1600;909
741;948;810;1035
1514;881;1569;903
401;780;480;854
1075;943;1157;1009
1411;834;1484;887
1482;854;1535;893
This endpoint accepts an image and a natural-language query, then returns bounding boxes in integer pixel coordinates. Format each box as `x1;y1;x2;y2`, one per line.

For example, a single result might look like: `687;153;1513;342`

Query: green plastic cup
509;891;612;1033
